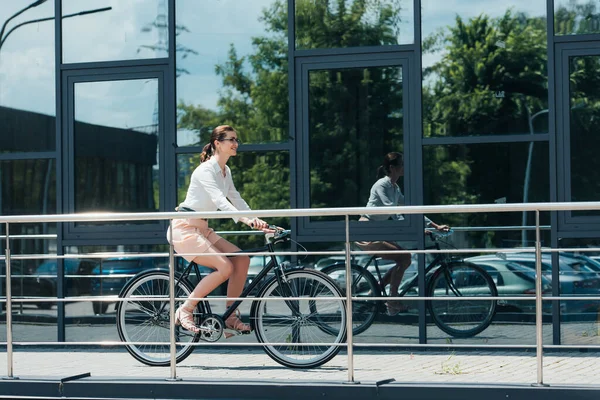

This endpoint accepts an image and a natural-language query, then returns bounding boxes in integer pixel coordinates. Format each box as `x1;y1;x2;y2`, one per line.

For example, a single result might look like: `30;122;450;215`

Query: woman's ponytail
377;152;403;179
200;143;212;163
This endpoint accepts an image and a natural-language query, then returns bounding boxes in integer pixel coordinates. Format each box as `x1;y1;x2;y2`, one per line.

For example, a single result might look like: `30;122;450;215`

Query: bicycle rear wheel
251;270;347;369
320;264;379;335
116;270;201;366
427;261;497;338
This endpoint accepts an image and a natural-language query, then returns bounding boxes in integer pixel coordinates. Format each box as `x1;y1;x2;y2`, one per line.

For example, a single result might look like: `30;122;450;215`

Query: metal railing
2;201;600;385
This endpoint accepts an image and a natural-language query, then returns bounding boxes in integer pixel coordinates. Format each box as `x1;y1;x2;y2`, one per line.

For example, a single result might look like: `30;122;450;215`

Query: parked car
1;258;99;310
90;257;168;314
466;252;600;315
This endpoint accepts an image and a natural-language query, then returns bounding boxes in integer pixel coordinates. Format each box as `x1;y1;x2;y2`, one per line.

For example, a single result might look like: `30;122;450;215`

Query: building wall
1;0;600;344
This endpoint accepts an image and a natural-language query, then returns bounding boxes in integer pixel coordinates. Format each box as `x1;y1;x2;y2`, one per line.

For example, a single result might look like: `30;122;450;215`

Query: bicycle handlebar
428;228;454;240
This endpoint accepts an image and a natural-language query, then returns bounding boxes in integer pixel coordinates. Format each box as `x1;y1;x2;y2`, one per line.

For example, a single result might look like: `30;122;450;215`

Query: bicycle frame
355;240;458;298
170;237;298;322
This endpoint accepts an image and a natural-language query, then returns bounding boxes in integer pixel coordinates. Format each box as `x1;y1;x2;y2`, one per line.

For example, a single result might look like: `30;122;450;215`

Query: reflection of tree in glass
295;0;407;49
422;10;549;245
177;0;411;234
555;0;600;35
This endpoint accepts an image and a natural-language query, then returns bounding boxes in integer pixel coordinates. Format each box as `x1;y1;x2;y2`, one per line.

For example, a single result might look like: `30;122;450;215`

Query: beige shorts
355;216;407;252
166;218;223;262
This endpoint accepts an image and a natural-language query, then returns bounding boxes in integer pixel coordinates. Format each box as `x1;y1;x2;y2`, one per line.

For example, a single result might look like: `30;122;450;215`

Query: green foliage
424;10;547;137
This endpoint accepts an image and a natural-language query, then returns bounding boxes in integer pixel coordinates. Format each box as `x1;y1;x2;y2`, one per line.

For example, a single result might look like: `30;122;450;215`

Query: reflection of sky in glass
0;0;55;116
175;0;284;145
62;0;167;63
176;0;278;111
75;79;158;130
421;0;547;71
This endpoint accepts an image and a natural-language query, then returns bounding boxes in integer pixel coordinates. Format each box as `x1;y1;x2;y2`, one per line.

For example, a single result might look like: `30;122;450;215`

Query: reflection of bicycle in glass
321;231;497;338
115;227;347;369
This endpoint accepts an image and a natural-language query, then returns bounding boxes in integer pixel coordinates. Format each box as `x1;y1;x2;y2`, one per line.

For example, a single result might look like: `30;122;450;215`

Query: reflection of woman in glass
167;125;271;336
357;152;449;315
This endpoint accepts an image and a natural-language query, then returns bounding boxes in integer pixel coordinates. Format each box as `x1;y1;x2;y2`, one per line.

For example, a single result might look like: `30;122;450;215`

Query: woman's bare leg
182;248;234;309
211;238;250;308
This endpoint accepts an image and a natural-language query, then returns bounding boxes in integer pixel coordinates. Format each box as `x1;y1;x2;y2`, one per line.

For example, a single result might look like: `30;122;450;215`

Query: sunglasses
220;138;242;145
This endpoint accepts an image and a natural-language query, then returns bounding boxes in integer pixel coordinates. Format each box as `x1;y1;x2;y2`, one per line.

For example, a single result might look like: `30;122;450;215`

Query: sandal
224;309;251;338
385;300;410;316
174;305;200;333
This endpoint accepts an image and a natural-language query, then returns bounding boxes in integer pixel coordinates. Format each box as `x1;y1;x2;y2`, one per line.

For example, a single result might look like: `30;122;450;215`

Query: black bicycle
320;230;497;338
115;227;347;369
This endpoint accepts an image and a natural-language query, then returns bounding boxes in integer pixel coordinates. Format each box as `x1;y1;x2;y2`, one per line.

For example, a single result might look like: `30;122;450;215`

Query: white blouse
362;176;432;225
178;157;252;222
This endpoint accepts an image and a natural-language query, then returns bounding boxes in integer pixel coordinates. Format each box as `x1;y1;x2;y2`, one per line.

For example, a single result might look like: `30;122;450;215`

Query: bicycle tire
320;263;380;335
116;270;201;366
427;261;497;338
250;269;347;369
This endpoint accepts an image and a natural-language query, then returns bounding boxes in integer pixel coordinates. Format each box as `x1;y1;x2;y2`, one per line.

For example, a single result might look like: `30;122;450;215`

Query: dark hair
200;125;237;162
376;152;403;179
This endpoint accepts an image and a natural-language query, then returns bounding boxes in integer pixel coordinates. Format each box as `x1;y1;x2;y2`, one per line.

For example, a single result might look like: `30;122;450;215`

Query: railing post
344;215;355;383
4;222;16;379
167;218;179;381
534;210;545;386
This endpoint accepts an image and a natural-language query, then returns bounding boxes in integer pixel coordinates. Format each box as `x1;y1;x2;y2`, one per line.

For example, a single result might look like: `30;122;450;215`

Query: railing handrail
4;201;600;385
0;201;599;224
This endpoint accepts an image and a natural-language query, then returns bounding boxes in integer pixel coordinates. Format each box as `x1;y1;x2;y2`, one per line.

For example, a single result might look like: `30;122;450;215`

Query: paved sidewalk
1;347;599;387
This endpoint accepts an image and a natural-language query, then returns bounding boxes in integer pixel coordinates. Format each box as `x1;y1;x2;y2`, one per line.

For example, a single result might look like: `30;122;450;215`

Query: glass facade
1;0;599;349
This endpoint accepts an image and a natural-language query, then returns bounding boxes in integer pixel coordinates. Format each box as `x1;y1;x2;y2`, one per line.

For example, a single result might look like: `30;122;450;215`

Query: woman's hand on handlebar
425;222;451;234
246;217;275;233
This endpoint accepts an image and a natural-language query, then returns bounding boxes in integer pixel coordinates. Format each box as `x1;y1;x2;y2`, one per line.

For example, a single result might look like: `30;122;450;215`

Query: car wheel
93;301;109;314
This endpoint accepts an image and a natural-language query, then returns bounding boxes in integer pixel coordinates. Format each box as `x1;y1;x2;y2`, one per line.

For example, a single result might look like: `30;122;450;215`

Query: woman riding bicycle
167;125;272;335
357;152;449;315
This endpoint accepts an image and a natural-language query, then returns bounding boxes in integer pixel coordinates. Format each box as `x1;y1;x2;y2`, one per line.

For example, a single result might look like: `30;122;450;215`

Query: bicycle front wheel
251;270;347;369
116;270;201;366
320;263;380;335
427;262;497;338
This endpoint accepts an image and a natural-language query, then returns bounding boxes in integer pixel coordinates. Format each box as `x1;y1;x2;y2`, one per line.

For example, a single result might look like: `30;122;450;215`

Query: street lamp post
0;0;48;46
0;5;112;53
522;108;549;247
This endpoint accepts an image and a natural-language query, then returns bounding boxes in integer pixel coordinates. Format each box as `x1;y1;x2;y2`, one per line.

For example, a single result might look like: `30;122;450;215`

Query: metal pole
168;218;178;380
534;210;544;386
5;222;15;378
344;215;355;383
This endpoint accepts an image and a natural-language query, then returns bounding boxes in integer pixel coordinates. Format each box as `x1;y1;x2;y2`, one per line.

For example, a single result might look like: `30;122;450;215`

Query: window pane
423;142;550;248
62;0;168;63
177;151;290;248
555;0;600;35
295;0;414;49
308;66;404;222
568;55;600;217
74;79;159;218
422;0;548;137
556;238;600;345
0;0;55;152
176;0;288;145
0;159;56;215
